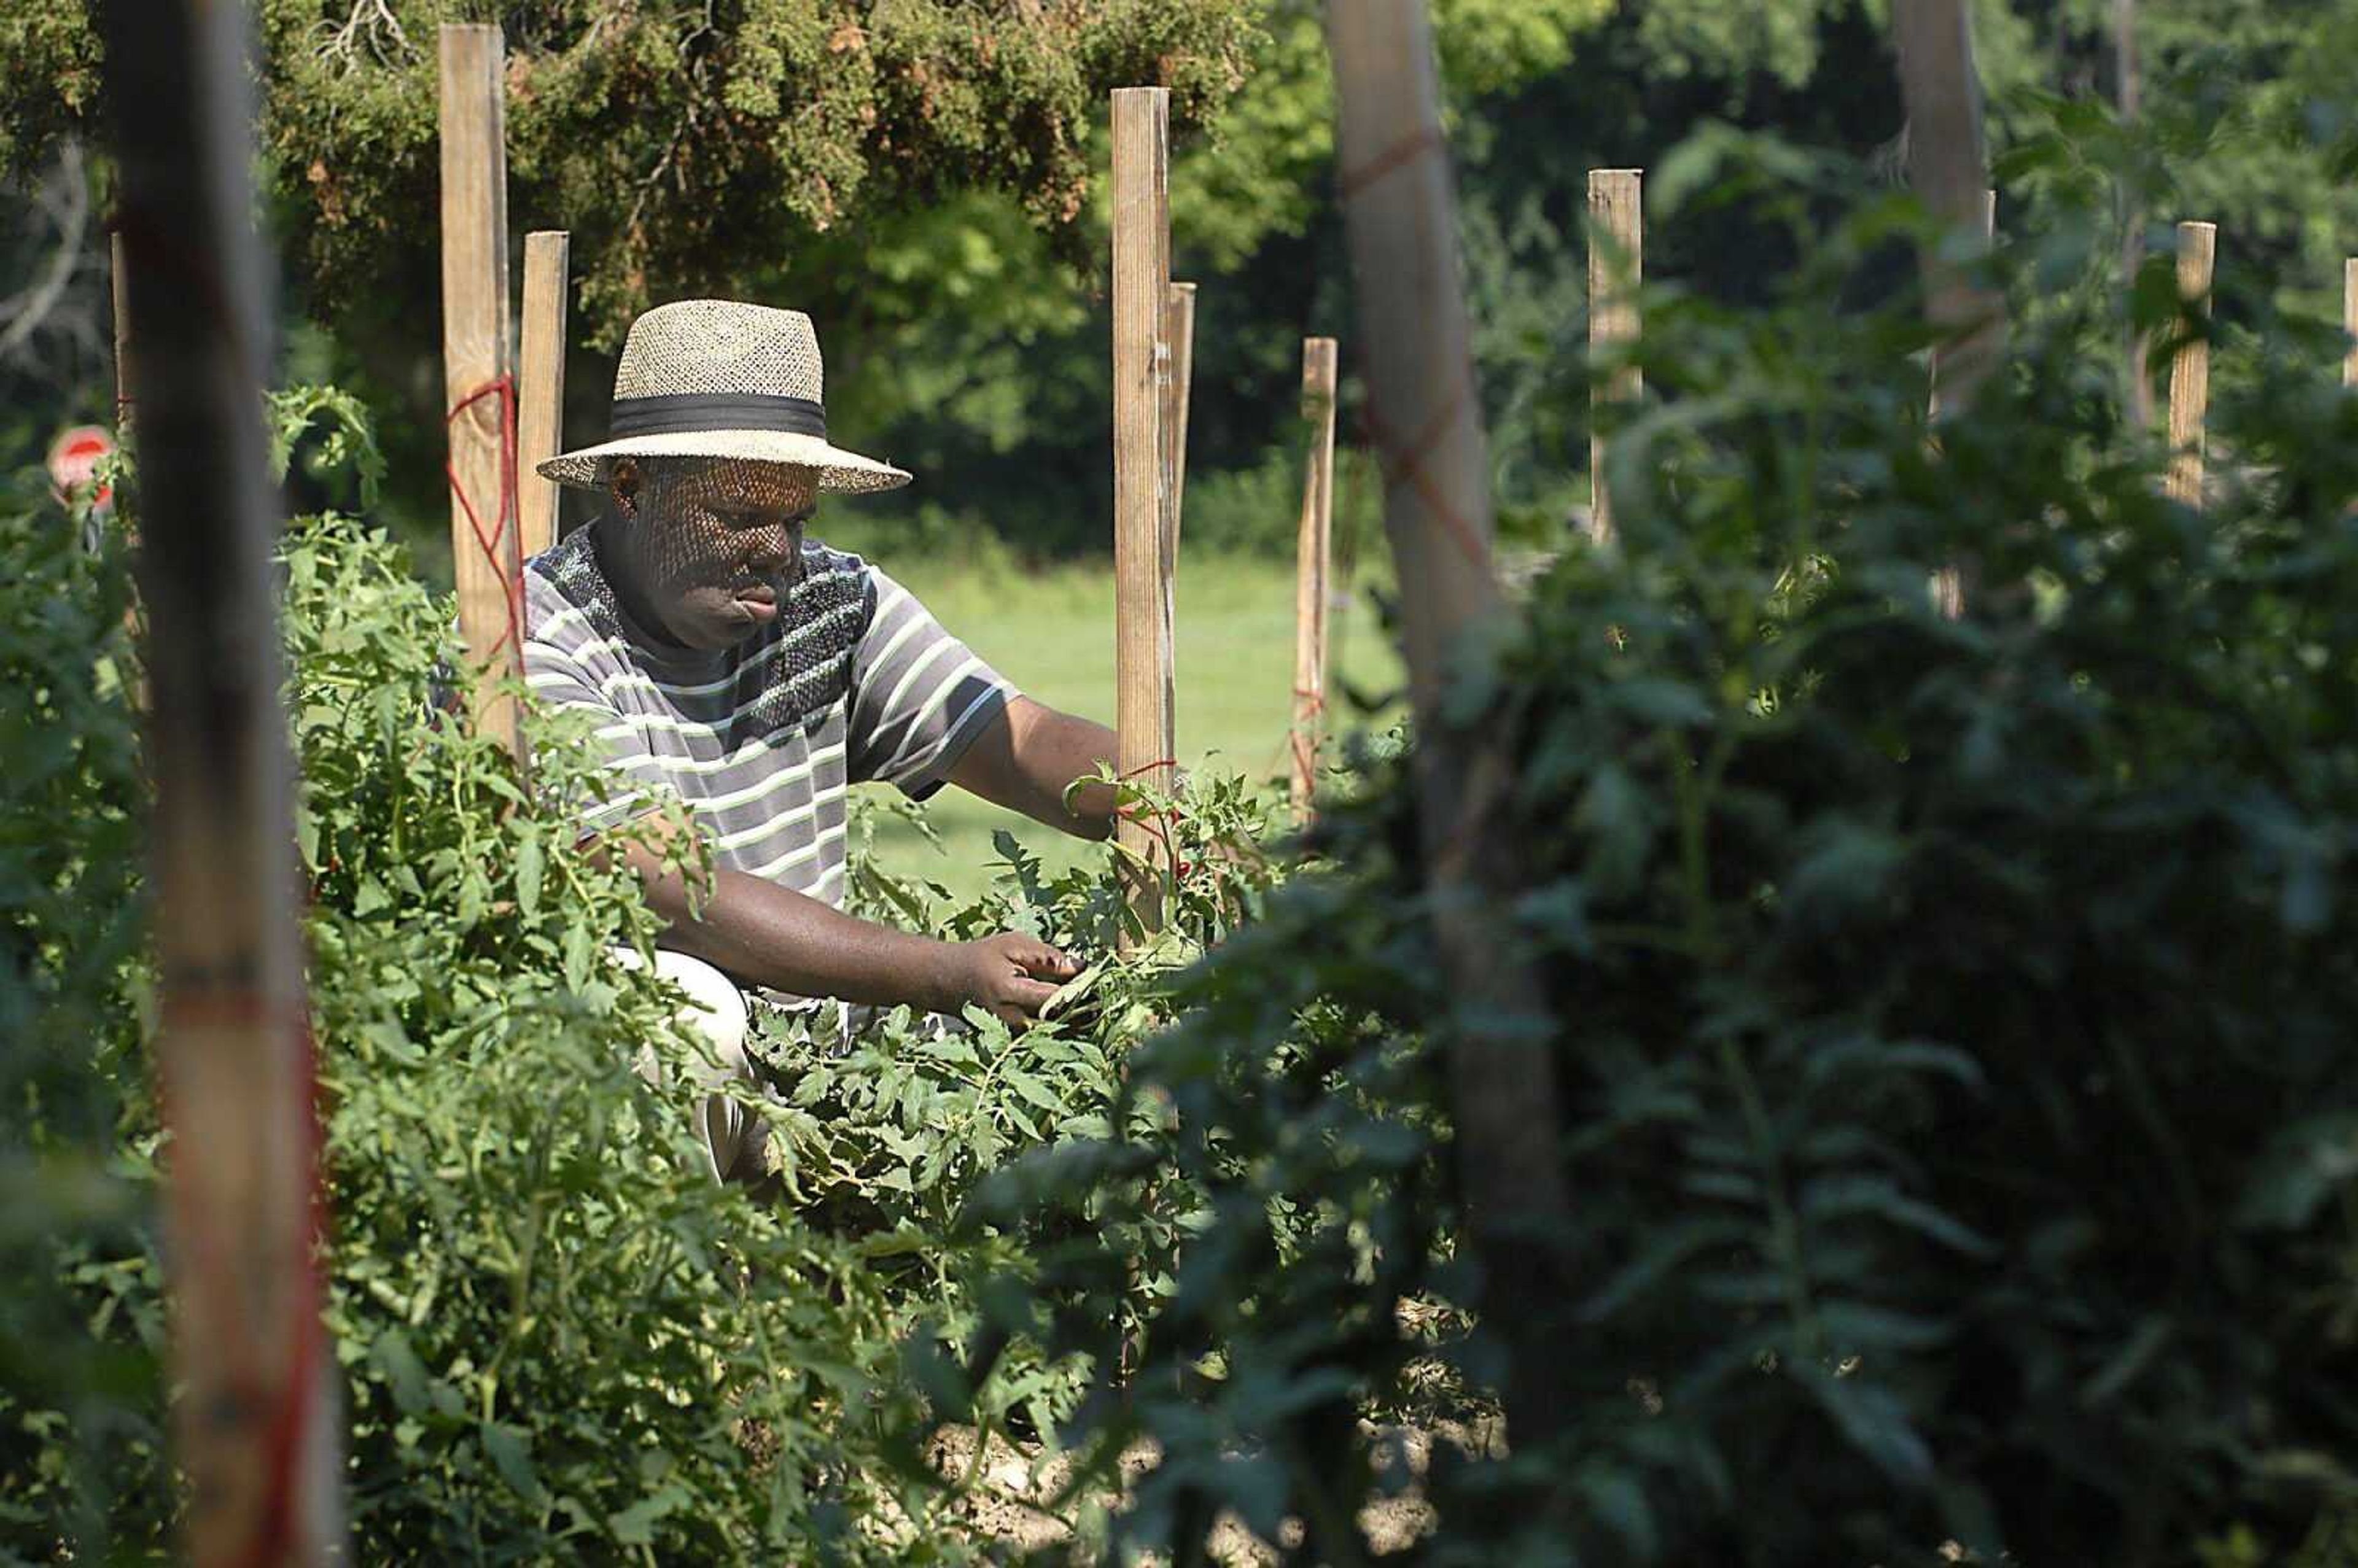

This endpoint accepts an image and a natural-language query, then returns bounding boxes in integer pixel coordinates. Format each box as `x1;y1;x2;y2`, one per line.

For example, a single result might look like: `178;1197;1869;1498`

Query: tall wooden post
516;230;570;561
1164;280;1199;549
2166;220;2217;508
98;0;340;1559
1292;337;1338;815
438;25;521;753
1327;0;1573;1461
1160;278;1197;772
1586;169;1641;545
109;230;134;430
2343;258;2358;390
1112;87;1175;936
2117;0;2152;426
1900;0;2006;422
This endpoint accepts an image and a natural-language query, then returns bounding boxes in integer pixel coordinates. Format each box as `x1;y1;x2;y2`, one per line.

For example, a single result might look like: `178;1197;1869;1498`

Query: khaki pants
612;947;769;1185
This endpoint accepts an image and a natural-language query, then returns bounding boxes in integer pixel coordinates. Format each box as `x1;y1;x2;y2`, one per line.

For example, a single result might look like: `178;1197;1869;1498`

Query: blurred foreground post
1111;87;1175;937
1900;0;2006;421
1327;0;1574;1458
1898;0;2004;621
516;230;570;559
438;24;522;754
1586;168;1641;545
99;0;340;1559
2117;0;2152;425
1291;337;1337;815
2166;221;2216;508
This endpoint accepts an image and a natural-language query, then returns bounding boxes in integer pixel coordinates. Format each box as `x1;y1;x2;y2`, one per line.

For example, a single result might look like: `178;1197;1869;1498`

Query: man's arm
944;696;1122;839
610;815;1077;1025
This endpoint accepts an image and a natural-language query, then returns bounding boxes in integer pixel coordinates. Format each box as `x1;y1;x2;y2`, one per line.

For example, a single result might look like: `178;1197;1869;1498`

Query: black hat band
609;392;827;441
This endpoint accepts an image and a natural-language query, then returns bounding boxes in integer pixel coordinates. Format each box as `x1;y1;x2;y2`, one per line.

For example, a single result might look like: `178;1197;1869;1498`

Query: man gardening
523;299;1123;1182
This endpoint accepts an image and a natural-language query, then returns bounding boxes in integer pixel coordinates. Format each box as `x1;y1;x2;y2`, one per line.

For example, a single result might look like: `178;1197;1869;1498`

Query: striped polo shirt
521;525;1014;909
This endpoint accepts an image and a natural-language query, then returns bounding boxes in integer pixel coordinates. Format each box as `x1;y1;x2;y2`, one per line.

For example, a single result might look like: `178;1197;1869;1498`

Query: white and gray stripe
523;529;1014;913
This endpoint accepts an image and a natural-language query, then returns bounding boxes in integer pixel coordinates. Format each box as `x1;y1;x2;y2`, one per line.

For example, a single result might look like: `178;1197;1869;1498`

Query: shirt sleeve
846;565;1018;799
521;624;671;835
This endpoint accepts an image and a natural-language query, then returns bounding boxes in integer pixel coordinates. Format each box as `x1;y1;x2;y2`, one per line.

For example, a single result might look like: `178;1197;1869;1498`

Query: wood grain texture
109;229;133;424
1586;168;1641;545
2342;258;2356;390
516;230;570;561
1328;0;1574;1455
98;0;341;1556
2166;220;2216;509
1898;0;2006;421
1111;87;1172;935
1292;336;1337;814
438;24;519;753
1164;280;1197;552
1160;278;1196;768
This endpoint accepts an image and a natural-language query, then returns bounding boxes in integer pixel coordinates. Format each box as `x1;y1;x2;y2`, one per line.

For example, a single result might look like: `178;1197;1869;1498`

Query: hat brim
537;430;911;494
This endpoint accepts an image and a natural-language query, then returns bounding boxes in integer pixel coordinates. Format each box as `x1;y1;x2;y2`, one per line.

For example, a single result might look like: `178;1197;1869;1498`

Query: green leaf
515;834;545;918
481;1420;546;1507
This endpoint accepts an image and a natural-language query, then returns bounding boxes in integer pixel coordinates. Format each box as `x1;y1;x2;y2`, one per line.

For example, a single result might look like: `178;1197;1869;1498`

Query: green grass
852;553;1403;905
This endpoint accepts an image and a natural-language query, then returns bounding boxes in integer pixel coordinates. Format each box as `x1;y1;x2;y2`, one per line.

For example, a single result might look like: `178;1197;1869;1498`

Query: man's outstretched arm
944;696;1123;839
609;815;1077;1024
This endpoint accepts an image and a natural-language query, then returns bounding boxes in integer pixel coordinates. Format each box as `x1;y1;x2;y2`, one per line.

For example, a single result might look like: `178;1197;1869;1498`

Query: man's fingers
1000;934;1077;978
999;976;1061;1016
1030;944;1080;978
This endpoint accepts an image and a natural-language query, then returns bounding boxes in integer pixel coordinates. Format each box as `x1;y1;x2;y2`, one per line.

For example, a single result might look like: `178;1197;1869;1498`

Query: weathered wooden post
1901;0;2006;422
1112;87;1175;936
1898;0;2004;624
1586;168;1641;545
1327;0;1573;1459
438;23;521;753
109;230;134;430
98;0;340;1558
1292;336;1338;815
2343;258;2357;390
2166;220;2216;508
1164;279;1198;548
1160;278;1197;764
516;230;570;561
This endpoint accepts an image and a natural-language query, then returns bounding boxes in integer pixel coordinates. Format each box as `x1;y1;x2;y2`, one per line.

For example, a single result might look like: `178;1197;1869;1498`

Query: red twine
155;990;332;1566
444;374;525;664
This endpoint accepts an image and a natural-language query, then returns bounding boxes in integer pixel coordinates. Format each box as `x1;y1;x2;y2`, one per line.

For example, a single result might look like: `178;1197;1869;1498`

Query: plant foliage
982;133;2358;1567
0;389;1275;1561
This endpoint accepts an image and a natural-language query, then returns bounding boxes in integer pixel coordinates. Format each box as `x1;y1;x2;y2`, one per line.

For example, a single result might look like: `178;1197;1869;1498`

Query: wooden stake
1164;280;1198;551
1899;0;2006;422
1111;87;1173;936
98;0;340;1558
2341;258;2356;390
438;24;520;754
109;229;134;430
1293;337;1338;815
1328;0;1574;1456
2166;220;2217;508
1586;168;1641;545
1160;279;1196;766
516;230;570;561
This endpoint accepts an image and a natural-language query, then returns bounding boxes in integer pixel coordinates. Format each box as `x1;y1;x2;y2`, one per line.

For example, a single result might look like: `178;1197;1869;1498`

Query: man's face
605;456;818;651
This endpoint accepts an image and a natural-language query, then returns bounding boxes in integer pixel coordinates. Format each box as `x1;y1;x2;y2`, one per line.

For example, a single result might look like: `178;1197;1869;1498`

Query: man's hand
932;932;1081;1025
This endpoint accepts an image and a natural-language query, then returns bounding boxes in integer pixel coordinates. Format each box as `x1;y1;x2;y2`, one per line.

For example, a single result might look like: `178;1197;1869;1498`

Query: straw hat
537;300;911;494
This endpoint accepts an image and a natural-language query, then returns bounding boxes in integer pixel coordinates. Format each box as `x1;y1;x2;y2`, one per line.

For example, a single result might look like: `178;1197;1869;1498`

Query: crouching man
522;300;1119;1182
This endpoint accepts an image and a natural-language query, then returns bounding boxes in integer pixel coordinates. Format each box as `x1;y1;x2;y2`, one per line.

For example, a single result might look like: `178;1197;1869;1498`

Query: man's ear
607;457;640;519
